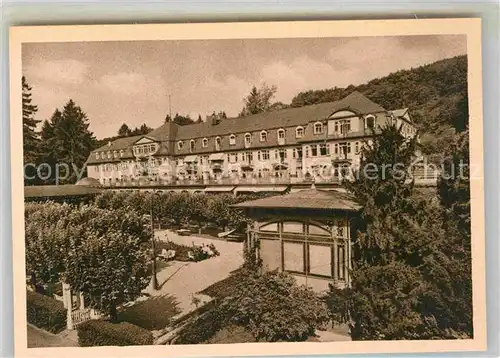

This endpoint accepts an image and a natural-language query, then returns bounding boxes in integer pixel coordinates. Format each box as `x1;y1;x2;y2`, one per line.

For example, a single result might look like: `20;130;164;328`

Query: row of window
94;140;367;169
197;142;358;164
95;149;125;160
133;144;157;156
95;158;168;172
96;141;363;169
176;123;326;152
259;220;347;236
257;220;349;280
95;144;159;160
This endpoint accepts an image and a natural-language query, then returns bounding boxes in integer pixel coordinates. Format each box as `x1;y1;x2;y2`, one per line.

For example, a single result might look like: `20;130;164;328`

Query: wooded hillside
290;55;468;157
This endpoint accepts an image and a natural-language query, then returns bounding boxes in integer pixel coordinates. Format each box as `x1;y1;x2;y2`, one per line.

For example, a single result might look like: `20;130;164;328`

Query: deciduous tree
240;83;277;117
118;123;132;137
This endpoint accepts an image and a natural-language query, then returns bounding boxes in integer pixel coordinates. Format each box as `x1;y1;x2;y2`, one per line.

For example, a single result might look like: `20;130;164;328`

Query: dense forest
290;55;468;157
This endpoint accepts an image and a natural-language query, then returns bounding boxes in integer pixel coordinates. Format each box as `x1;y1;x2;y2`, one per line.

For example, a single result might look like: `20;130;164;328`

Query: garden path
144;230;244;315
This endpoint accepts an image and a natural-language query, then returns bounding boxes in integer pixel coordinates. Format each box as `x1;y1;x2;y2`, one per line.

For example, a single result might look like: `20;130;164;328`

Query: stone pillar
62;283;68;309
79;292;85;310
63;283;74;330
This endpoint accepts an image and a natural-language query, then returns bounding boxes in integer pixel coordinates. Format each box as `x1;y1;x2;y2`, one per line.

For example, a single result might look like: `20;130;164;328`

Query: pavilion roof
231;188;361;212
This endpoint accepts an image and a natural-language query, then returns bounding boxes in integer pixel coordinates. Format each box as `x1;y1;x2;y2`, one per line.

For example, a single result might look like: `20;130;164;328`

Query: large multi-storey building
86;92;421;193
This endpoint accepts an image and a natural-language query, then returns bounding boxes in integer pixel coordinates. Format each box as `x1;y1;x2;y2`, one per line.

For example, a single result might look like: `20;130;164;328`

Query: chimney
207;113;221;126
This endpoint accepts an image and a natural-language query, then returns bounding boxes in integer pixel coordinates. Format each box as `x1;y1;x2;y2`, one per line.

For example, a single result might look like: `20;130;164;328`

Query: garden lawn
118;295;181;330
27;324;78;348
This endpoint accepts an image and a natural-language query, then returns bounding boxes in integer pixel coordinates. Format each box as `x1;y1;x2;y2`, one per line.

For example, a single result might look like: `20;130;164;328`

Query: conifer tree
39;100;95;184
435;130;472;336
22;76;40;171
341;123;472;340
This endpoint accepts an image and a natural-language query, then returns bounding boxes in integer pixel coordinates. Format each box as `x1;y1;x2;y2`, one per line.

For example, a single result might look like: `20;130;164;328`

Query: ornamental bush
77;319;153;346
26;290;67;333
229;271;330;342
175;302;232;344
92;191;266;232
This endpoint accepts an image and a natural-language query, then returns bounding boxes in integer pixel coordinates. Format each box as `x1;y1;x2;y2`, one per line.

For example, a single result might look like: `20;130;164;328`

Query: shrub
183;271;329;343
230;271;330;342
325;285;351;325
200;269;246;299
26;290;67;333
77;319;153;346
175;302;234;344
190;243;220;262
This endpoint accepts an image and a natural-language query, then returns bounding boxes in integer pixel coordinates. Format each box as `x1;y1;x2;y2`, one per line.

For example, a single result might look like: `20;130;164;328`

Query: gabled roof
174;91;385;140
232;188;361;212
147;121;177;141
132;135;160;144
93;135;143;152
391;108;409;118
87;91;389;162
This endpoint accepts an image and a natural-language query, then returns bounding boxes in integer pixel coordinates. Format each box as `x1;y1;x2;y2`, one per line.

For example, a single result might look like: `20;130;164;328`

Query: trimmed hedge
26;290;67;333
77;319;153;346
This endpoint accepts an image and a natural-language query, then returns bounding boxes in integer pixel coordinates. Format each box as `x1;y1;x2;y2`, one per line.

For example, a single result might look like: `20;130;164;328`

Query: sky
22;35;466;139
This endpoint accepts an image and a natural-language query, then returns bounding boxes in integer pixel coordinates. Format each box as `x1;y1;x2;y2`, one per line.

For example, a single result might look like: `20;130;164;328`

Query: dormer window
189;140;195;152
113;150;117;158
120;150;124;157
202;138;208;148
365;115;375;129
107;151;111;159
313;122;324;135
295;126;304;138
177;141;184;150
215;136;222;151
277;128;285;145
95;152;100;160
229;134;236;145
260;130;267;142
244;133;252;147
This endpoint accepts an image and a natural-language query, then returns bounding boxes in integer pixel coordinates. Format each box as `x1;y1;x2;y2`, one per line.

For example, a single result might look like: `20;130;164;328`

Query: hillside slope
290;55;468;157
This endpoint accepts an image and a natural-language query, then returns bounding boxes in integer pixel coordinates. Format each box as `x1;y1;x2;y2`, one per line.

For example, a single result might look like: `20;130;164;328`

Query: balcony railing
103;174;341;187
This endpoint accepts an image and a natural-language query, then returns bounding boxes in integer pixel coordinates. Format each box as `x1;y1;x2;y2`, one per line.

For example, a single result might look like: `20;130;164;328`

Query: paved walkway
27;324;78;348
315;330;352;342
144;230;244;315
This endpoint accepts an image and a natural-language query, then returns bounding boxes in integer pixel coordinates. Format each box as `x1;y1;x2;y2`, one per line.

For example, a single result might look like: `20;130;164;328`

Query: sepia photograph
10;19;485;356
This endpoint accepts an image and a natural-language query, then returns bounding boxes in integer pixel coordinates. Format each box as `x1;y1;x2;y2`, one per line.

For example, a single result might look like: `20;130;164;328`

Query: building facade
86;92;420;192
233;188;362;292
